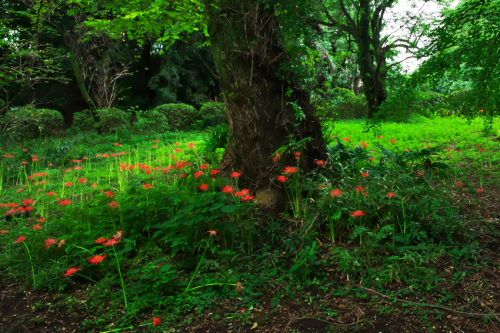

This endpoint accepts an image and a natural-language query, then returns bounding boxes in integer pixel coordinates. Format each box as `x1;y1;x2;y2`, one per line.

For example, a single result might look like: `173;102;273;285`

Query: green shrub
153;103;199;131
202;124;231;152
328;94;368;120
133;109;170;134
199;102;227;127
0;106;64;142
72;109;97;132
95;107;131;134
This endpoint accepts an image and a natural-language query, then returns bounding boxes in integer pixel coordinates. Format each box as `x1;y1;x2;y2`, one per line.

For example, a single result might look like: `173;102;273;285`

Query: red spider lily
231;172;242;178
154;140;160;143
351;211;366;218
64;182;72;188
22;161;27;165
330;189;343;197
88;254;107;265
129;165;135;170
153;317;161;326
205;230;218;238
361;172;368;178
58;240;66;248
104;238;120;246
95;237;108;244
425;145;431;148
91;183;98;188
387;192;396;198
152;145;158;149
477;144;481;147
314;160;326;166
377;135;383;139
83;157;88;160
96;154;102;157
102;154;109;158
24;206;33;212
273;153;281;163
236;282;244;292
170;155;176;159
480;109;484;113
33;159;39;161
44;238;57;249
199;184;209;191
174;148;183;153
277;175;287;183
14;236;26;244
114;143;120;146
39;181;48;185
104;191;115;197
113;230;124;240
21;199;34;205
404;149;410;152
174;142;181;146
476;188;485;194
240;195;255;202
368;157;375;162
109;201;119;209
294;152;301;159
119;163;128;171
194;171;204;178
457;150;462;153
446;148;452;151
317;183;327;189
416;171;424;177
78;178;87;184
355;186;364;193
283;167;298;174
360;142;368;148
341;138;351;142
33;224;42;231
209;170;220;176
389;139;397;143
179;174;186;178
62;267;81;278
200;164;209;170
479;148;486;152
58;200;71;206
221;186;234;194
27;176;33;181
455;181;464;188
16;189;23;193
23;148;27;151
143;183;152;189
188;143;195;149
1;230;9;235
235;189;250;196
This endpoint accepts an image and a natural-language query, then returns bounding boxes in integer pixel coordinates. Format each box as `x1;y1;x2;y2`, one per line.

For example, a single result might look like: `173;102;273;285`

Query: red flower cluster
230;172;242;178
194;171;204;178
221;186;234;194
330;189;343;197
88;254;107;265
283;167;298;174
58;200;72;206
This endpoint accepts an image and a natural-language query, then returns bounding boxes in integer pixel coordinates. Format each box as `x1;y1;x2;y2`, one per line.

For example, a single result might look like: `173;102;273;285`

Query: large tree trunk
357;0;387;118
206;0;326;217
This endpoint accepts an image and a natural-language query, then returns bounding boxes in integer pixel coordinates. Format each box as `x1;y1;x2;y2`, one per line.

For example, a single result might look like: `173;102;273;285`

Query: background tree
310;0;453;118
404;0;500;120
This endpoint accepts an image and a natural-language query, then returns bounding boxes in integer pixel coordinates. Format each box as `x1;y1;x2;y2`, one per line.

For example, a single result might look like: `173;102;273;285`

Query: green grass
0;117;499;332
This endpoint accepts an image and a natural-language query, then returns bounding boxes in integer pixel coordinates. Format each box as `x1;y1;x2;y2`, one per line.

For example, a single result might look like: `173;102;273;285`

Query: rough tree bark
205;0;326;217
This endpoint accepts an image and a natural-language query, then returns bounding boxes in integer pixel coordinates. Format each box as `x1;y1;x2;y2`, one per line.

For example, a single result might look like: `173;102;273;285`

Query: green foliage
153;103;199;131
132;108;170;134
202;124;230;152
328;94;368;120
198;102;227;128
72;109;98;132
0;106;64;143
95;107;131;134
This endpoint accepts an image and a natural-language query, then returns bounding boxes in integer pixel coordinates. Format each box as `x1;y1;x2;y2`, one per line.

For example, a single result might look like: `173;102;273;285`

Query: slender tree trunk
66;41;97;111
206;0;326;216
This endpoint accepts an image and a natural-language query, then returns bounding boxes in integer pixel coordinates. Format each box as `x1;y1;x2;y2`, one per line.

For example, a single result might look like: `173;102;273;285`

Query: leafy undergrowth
1;116;500;333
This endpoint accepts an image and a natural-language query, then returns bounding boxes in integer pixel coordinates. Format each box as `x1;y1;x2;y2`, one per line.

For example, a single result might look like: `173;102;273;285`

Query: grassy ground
1;115;500;333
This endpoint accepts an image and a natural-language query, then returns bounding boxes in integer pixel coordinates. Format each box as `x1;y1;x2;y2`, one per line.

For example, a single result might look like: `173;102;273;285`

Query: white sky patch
382;0;460;74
